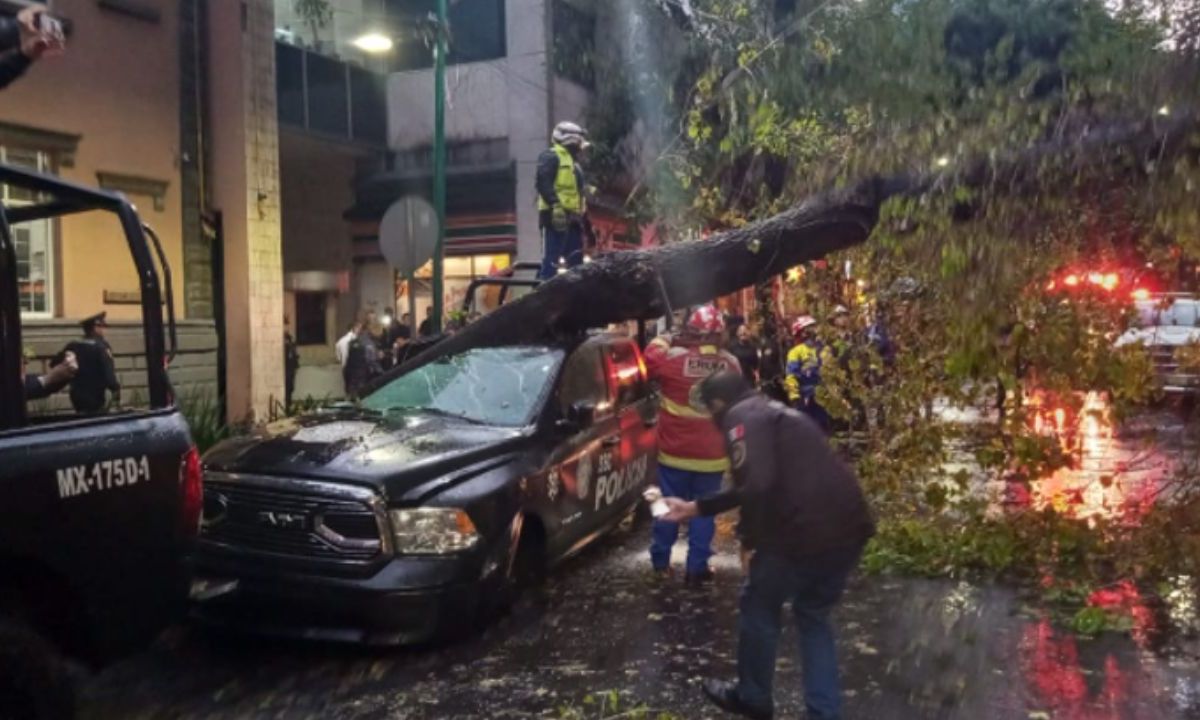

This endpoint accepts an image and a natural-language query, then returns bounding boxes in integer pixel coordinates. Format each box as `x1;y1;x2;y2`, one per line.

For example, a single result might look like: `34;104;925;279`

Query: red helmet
686;305;725;335
792;316;817;336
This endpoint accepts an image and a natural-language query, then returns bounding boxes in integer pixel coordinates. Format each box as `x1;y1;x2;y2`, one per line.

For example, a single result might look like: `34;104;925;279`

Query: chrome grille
1150;345;1180;373
201;474;388;562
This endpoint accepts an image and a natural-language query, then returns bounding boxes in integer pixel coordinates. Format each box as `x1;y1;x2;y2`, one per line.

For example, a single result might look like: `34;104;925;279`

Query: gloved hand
551;206;569;232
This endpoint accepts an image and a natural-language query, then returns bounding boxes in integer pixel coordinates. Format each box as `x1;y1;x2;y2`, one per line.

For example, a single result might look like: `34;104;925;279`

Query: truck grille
201;475;387;562
1149;345;1200;389
1150;345;1180;373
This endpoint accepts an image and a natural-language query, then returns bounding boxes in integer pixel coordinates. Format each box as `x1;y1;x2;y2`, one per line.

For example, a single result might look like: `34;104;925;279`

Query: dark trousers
538;223;584;279
736;545;863;720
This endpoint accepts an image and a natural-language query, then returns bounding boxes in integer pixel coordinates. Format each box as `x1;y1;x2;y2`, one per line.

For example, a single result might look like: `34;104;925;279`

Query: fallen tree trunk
393;110;1198;375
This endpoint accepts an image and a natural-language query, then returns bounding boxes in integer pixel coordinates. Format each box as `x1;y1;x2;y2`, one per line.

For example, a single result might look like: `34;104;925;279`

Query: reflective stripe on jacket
645;337;741;472
784;341;823;402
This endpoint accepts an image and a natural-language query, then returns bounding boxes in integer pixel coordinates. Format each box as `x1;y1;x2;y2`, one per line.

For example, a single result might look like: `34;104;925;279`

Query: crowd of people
332;305;479;398
624;299;899;439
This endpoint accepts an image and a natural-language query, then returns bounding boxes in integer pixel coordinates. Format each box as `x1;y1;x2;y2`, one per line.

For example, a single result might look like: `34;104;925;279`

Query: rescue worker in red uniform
644;305;742;581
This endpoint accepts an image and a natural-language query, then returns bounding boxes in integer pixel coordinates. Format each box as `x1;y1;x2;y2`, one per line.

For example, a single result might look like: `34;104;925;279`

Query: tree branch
388;109;1198;379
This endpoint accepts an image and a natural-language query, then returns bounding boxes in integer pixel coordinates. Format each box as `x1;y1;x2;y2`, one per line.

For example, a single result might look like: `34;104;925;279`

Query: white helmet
552;121;591;150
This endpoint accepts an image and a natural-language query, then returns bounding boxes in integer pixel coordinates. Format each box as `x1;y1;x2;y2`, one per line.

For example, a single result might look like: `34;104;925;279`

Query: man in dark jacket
661;371;874;720
56;312;121;414
0;6;63;89
727;322;761;386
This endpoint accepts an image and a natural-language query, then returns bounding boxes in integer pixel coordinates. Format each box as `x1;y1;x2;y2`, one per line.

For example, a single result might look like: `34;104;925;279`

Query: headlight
388;508;480;554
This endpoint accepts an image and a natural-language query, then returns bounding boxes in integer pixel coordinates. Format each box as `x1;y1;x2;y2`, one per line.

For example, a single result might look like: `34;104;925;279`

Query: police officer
57;312;120;414
662;371;874;720
284;318;300;410
536;121;590;279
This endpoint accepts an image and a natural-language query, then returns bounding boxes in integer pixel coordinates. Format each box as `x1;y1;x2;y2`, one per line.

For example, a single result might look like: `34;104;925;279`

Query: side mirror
558;401;597;433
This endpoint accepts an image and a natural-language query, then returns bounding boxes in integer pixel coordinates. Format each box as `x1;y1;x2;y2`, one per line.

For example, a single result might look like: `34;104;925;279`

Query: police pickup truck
0;165;201;717
1115;294;1200;397
192;333;657;644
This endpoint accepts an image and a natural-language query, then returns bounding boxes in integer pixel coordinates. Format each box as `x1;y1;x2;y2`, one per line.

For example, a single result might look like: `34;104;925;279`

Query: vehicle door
541;341;621;558
588;339;657;526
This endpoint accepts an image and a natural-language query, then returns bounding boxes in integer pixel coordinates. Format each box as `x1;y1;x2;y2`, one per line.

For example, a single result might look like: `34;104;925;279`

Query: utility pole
431;0;448;335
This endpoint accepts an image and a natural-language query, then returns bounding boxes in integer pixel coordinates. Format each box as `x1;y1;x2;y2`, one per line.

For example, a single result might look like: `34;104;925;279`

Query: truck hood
202;409;527;497
1116;326;1200;347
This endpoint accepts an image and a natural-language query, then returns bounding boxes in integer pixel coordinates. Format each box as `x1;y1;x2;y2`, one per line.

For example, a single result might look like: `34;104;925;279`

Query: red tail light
180;446;203;536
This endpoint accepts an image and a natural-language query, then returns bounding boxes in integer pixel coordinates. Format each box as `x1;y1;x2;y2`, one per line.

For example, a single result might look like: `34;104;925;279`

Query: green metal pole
431;0;448;335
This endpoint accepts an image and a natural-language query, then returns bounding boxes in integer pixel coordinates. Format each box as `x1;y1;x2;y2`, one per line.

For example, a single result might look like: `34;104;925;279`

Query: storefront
350;209;517;329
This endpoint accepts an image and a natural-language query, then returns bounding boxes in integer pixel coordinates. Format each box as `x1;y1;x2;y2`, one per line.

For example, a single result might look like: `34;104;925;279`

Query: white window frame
2;145;55;318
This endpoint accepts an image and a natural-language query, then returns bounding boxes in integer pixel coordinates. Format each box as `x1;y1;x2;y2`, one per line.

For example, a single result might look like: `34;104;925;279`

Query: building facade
4;0;219;413
7;0;635;423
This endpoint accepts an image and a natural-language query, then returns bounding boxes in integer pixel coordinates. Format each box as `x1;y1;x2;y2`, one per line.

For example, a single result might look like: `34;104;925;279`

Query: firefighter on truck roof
644;305;741;583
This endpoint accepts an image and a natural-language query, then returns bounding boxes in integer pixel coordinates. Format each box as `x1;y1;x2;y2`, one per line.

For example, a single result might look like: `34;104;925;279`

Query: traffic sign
379;195;438;277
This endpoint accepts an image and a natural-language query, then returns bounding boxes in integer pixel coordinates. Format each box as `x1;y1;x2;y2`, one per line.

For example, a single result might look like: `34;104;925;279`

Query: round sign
379;195;438;277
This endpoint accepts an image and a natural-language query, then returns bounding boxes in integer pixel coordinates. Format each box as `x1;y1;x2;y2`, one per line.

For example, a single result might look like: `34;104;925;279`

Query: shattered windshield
362;346;564;427
1132;299;1200;329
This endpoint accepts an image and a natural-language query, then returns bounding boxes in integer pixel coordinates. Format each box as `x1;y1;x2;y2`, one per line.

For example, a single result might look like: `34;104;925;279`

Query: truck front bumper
188;551;500;645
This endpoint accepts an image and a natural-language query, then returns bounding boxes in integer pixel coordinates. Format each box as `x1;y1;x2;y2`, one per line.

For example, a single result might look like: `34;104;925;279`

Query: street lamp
352;31;394;54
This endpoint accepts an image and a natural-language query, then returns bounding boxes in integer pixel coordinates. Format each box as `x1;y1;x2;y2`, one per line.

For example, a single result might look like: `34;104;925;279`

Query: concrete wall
209;0;286;423
388;61;513;147
280;133;357;277
22;320;219;416
0;0;186;321
553;77;591;135
386;0;551;263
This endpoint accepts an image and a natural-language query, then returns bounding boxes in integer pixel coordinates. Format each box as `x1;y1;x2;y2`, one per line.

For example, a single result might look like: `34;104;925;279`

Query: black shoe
685;568;715;585
701;679;773;720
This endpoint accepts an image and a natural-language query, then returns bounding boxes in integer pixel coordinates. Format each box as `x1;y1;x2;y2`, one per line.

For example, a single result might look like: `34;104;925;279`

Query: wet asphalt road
81;516;1200;720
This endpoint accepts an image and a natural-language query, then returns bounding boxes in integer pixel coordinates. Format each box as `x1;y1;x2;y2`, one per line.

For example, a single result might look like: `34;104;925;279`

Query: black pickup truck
0;165;200;718
192;333;657;644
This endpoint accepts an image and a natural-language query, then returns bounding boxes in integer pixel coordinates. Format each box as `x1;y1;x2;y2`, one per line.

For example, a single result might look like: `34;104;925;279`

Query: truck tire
0;619;75;720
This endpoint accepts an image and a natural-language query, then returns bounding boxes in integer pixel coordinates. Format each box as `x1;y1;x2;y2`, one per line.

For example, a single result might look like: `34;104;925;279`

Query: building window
553;0;596;88
388;0;507;71
295;292;328;346
1;146;55;317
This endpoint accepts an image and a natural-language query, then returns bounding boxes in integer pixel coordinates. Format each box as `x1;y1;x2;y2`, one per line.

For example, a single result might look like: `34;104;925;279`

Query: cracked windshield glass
362;346;563;426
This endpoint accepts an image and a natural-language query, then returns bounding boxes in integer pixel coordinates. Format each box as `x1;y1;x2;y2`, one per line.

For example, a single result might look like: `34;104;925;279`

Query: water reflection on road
85;519;1200;720
1021;392;1179;523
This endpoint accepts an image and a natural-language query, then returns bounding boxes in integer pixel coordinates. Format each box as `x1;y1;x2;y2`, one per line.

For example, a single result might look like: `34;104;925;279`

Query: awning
351;210;518;259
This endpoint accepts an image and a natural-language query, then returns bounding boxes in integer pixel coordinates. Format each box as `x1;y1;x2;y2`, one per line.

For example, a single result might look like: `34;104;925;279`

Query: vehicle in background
1115;294;1200;396
0;164;200;718
191;333;657;645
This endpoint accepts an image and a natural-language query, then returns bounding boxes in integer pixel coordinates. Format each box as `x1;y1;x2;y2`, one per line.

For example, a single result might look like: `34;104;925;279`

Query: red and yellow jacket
644;336;742;473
